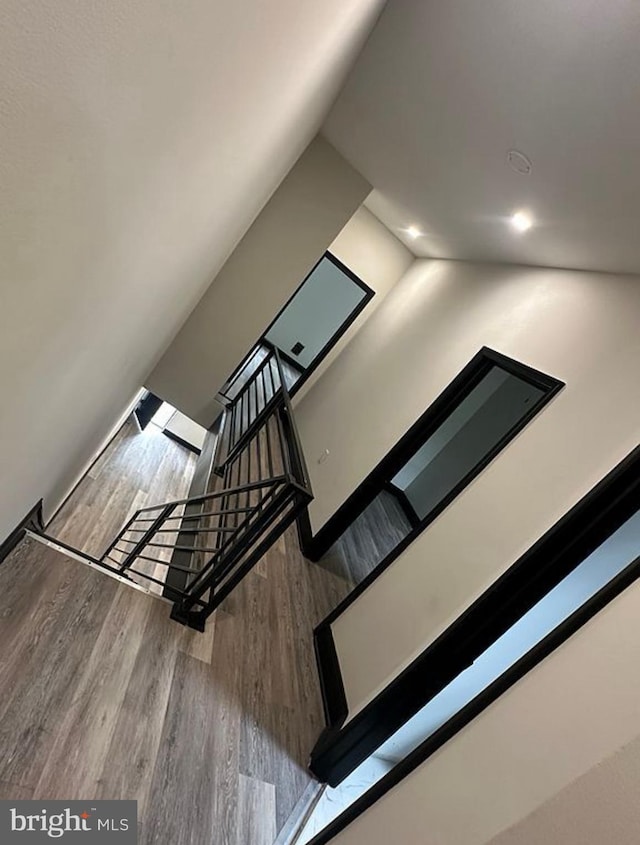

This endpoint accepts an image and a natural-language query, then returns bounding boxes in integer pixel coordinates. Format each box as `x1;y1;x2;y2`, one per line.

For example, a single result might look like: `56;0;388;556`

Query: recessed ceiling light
511;211;533;233
406;225;422;239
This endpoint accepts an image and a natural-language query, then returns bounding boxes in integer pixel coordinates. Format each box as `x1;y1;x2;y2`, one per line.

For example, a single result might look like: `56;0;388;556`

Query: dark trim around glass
221;251;375;402
307;444;640;816
298;347;564;623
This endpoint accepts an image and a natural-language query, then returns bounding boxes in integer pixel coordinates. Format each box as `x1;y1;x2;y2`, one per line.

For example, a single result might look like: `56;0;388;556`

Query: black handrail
278;353;312;490
131;476;287;516
31;342;312;631
217;343;269;405
93;344;312;630
219;345;285;468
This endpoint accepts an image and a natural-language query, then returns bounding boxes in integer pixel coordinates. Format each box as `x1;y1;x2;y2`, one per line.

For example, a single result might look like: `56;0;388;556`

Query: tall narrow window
316;348;563;595
389;364;547;522
377;507;640;764
303;450;640;843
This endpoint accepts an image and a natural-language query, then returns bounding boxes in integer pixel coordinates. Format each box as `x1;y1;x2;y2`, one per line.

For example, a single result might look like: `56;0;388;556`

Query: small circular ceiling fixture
507;150;532;175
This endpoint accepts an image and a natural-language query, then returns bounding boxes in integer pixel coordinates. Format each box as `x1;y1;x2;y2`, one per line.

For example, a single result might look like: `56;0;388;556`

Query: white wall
322;577;640;845
0;0;386;543
293;260;640;716
487;732;640;845
293;206;414;406
147;137;370;426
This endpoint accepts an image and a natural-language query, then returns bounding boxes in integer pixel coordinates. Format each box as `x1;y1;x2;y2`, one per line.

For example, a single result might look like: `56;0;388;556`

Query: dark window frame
298;347;565;623
220;251;375;401
306;444;640;843
306;348;564;782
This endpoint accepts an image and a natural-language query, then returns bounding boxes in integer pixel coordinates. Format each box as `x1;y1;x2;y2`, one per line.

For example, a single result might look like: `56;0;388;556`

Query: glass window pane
377;508;640;763
391;366;545;520
264;256;367;370
299;508;639;842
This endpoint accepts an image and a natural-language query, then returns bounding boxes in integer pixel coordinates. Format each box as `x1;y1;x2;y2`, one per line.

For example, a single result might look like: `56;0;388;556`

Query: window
305;447;640;842
310;348;564;604
389;363;548;522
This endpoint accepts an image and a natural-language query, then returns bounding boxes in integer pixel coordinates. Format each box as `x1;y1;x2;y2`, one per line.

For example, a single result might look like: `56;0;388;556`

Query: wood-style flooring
318;490;412;586
0;417;352;843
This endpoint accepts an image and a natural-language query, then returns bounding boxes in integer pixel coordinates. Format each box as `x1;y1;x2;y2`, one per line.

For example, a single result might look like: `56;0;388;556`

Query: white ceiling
323;0;640;274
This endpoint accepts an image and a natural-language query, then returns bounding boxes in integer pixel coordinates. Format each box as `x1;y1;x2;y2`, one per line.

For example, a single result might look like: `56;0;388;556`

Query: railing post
117;503;176;572
101;510;141;562
39;339;315;631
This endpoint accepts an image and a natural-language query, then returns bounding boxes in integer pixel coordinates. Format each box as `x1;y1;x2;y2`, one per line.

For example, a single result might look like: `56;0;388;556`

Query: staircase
28;345;312;630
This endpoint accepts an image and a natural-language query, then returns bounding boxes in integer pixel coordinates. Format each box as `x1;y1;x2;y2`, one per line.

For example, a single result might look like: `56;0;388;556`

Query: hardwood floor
318;490;412;585
0;416;351;843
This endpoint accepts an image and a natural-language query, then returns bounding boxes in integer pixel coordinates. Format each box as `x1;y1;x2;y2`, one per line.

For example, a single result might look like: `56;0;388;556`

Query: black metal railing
33;347;312;630
220;347;295;470
217;343;279;406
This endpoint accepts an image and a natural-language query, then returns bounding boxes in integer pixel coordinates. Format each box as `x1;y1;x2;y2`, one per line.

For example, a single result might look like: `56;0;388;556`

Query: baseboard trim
296;506;319;560
384;482;421;530
312;623;348;774
273;781;325;845
162;429;202;455
0;500;44;565
315;624;348;727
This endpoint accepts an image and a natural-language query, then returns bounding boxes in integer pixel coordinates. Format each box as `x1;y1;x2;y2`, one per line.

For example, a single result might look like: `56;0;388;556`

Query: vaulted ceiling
324;0;640;275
